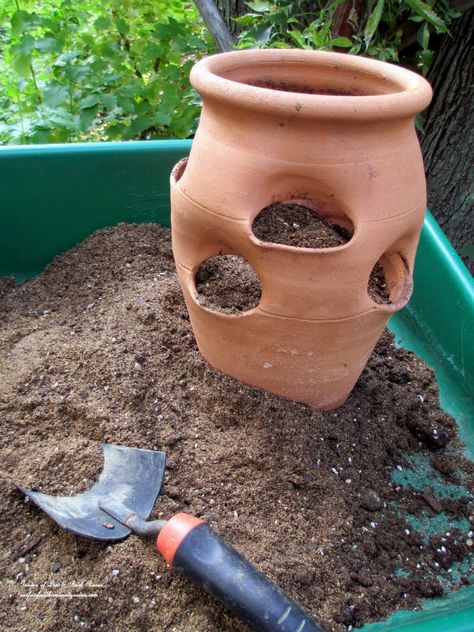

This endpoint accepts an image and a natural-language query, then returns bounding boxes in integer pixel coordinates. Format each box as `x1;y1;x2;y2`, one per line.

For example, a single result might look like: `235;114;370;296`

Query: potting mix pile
1;221;473;632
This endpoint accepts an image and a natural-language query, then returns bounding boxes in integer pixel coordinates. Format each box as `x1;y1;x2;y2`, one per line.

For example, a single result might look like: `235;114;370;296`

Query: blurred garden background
0;0;213;143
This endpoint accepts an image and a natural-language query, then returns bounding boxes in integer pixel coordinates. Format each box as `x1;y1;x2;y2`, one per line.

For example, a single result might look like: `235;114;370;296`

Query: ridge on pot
170;50;432;410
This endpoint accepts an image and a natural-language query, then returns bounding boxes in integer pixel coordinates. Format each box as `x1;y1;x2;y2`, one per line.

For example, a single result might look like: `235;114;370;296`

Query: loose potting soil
0;223;473;632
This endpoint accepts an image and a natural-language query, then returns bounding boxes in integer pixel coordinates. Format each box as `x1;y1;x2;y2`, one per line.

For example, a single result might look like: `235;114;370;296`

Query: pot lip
191;50;432;121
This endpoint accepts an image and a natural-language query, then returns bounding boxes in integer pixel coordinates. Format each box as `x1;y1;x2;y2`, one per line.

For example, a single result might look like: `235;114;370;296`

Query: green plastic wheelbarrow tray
1;141;473;631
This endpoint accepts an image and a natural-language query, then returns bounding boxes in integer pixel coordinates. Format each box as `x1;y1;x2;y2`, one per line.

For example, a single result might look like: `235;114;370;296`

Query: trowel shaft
101;501;324;631
101;501;323;632
158;512;324;632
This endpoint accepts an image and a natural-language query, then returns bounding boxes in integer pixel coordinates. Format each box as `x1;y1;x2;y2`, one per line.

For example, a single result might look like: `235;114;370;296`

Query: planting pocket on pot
251;199;353;250
194;254;262;315
368;252;412;310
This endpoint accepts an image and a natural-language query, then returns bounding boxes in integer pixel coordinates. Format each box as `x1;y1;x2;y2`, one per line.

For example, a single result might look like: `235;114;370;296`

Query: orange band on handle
156;512;205;566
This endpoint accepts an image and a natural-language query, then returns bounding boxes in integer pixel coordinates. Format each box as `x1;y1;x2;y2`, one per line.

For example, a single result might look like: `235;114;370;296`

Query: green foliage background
0;0;213;144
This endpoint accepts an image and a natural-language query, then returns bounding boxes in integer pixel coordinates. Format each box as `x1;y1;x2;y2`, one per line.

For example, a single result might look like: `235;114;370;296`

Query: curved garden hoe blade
19;444;166;541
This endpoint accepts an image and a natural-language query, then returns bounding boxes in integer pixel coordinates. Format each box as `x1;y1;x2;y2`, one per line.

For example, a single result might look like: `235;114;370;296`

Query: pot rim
191;50;432;121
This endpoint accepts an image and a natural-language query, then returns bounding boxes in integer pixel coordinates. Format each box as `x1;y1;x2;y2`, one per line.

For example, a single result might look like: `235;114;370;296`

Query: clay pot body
171;50;432;410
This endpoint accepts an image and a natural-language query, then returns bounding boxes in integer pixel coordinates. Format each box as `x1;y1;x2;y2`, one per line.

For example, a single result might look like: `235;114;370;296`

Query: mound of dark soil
0;223;472;632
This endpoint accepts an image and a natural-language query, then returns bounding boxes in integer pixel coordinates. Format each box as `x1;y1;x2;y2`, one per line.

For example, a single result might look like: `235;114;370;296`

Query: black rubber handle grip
172;523;324;632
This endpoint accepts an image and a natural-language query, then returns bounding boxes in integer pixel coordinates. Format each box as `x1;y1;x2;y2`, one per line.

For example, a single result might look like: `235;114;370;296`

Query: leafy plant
0;0;213;144
234;0;461;74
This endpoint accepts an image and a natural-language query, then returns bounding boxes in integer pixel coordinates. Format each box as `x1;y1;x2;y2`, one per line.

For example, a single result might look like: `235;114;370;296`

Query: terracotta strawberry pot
170;49;432;410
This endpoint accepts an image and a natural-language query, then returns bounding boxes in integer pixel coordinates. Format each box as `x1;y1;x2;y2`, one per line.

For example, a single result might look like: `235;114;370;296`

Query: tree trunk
214;0;248;34
421;9;474;274
194;0;234;51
